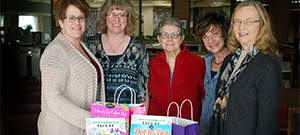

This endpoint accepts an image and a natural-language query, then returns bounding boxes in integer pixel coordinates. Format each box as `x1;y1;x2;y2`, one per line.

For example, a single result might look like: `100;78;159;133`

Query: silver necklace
106;35;125;54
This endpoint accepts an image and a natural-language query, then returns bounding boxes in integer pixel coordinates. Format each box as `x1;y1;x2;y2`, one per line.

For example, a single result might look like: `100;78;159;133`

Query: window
17;15;52;44
19;15;37;32
1;15;4;43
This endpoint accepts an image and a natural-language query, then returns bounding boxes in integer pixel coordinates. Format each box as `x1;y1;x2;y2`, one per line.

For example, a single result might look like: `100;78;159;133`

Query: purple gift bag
171;118;198;135
167;99;199;135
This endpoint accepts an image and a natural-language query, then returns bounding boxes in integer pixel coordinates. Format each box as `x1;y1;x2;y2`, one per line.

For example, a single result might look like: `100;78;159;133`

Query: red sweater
148;44;205;122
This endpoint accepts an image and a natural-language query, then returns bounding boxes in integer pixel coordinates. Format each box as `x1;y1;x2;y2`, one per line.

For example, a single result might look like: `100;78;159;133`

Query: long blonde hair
227;1;279;57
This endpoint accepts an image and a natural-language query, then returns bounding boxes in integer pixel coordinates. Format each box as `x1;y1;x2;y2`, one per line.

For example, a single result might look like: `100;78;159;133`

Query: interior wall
269;0;290;44
133;6;140;36
142;6;154;36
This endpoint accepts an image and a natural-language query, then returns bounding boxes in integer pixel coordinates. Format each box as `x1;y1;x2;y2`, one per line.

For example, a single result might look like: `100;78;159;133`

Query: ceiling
3;0;299;12
86;0;172;7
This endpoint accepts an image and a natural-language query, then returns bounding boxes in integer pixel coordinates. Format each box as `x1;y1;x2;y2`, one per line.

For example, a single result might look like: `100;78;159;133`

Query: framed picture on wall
32;32;42;45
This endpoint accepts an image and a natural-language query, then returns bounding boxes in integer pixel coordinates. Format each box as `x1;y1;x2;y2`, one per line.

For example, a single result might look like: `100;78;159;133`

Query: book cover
130;115;172;135
86;118;126;135
91;101;130;135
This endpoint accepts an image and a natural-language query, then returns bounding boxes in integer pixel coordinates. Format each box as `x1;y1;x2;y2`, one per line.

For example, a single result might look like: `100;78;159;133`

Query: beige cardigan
38;33;105;135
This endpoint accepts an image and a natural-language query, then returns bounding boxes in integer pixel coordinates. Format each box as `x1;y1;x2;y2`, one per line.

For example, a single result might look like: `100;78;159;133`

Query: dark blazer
215;51;282;135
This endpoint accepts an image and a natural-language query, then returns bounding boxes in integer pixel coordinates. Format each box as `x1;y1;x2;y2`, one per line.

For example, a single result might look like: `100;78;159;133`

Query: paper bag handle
180;99;193;120
114;84;134;103
113;84;136;104
167;102;179;124
116;87;136;104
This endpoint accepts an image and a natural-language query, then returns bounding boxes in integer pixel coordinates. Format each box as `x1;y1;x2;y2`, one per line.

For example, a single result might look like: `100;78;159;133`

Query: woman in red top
148;17;206;122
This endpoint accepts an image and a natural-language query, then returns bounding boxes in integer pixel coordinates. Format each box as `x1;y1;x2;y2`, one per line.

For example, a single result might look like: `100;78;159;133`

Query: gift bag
90;101;130;135
114;84;147;117
130;114;172;135
86;117;126;135
114;85;148;134
167;99;199;135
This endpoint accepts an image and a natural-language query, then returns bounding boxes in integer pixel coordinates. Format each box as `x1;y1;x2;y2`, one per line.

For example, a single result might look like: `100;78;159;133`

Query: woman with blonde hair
227;1;279;55
208;1;282;135
85;0;149;107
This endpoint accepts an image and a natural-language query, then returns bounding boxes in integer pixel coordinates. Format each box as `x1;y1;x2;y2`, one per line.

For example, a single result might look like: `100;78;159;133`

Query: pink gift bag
114;84;147;116
114;85;148;134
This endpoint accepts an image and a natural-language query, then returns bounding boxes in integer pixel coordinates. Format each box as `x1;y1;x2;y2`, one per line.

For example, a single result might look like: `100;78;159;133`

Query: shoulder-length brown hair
97;0;136;35
227;1;279;57
53;0;90;22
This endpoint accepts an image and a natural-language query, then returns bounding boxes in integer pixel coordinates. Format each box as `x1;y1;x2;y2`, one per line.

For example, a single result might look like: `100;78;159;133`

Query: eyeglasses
106;13;128;18
64;15;86;22
159;32;182;39
231;19;260;26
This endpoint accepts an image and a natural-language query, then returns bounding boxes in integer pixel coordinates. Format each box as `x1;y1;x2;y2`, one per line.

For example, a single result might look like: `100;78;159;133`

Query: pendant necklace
106;35;125;54
213;57;223;65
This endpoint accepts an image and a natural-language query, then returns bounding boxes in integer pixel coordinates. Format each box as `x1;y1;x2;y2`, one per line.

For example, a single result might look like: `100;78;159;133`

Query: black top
211;70;217;79
108;55;122;63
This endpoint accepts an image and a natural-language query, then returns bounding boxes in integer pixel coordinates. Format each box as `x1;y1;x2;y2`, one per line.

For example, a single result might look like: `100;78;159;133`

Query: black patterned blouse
84;33;149;103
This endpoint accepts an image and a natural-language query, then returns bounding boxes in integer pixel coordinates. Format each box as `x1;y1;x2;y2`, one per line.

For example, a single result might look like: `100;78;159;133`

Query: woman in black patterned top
84;0;149;107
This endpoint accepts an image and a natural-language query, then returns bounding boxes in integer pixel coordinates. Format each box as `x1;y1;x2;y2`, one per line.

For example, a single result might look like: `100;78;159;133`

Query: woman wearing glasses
193;11;230;135
208;1;281;135
148;17;206;122
84;0;149;106
38;0;105;134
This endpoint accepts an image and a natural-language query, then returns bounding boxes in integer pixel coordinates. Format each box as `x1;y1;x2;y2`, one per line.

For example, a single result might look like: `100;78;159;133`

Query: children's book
130;115;172;135
90;101;130;135
86;118;126;135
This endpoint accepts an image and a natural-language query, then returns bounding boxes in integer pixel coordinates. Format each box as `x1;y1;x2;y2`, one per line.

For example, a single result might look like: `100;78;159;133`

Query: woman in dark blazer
208;1;282;135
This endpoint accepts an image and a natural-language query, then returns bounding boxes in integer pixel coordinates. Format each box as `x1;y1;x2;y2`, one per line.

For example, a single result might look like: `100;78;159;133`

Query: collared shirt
199;52;220;135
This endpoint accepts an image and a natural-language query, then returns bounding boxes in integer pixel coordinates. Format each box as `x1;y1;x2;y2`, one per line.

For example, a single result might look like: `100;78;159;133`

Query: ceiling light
94;0;105;2
214;2;224;6
152;1;166;4
262;4;269;6
291;1;300;3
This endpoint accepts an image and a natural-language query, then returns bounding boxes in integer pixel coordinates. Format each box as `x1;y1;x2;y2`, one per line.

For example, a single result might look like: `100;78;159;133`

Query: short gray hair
157;17;184;35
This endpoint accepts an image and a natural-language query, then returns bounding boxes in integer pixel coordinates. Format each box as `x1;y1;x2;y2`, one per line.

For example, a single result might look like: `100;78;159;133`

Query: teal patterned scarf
208;45;260;135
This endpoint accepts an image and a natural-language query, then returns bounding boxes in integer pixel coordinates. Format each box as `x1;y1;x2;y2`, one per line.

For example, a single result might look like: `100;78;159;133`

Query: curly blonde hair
227;1;279;57
97;0;136;35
